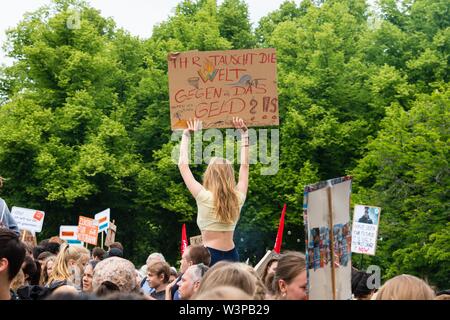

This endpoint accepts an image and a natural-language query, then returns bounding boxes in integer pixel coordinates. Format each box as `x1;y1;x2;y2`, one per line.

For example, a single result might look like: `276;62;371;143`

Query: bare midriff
201;230;235;251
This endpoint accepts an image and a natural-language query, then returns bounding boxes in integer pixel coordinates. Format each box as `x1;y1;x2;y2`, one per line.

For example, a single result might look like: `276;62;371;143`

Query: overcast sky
0;0;296;65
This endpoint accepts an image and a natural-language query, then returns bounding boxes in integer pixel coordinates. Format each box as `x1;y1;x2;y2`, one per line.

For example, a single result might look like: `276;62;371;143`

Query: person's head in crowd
273;251;307;300
169;267;178;283
147;261;171;293
193;285;252;300
10;269;25;292
241;263;266;300
135;269;144;285
46;285;83;300
92;257;137;294
23;242;34;257
21;255;41;285
74;246;90;268
178;263;209;300
194;262;257;299
92;247;106;261
43;242;61;255
37;251;54;266
146;252;166;265
48;236;64;245
40;255;56;286
70;246;90;287
108;242;124;252
351;268;375;300
0;229;26;300
38;239;49;247
95;281;120;297
180;245;211;274
102;291;151;300
82;260;99;293
47;243;83;286
262;256;280;289
374;274;435;300
142;252;166;279
435;289;450;300
106;247;123;259
32;246;46;260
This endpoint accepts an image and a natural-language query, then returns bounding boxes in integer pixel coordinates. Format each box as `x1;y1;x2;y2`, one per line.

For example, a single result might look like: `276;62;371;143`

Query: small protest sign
95;208;110;233
77;216;99;246
59;225;84;246
189;235;203;246
11;207;45;233
104;220;117;248
254;250;280;278
351;205;381;255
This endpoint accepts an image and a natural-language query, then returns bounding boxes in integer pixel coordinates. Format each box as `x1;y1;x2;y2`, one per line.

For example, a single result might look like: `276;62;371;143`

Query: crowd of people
0;230;448;301
0;119;448;300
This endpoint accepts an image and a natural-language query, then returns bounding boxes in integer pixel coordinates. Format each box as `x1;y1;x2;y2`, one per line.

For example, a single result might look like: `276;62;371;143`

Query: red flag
181;224;188;256
273;204;287;254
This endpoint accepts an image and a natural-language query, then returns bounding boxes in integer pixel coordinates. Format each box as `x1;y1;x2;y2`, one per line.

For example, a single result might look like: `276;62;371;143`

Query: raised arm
178;119;203;198
234;117;249;195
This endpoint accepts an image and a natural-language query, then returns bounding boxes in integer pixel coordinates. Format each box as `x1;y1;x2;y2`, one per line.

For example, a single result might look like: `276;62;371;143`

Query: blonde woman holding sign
178;117;249;266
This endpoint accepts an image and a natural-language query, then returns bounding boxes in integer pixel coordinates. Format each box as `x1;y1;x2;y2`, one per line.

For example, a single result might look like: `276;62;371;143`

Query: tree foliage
0;0;448;288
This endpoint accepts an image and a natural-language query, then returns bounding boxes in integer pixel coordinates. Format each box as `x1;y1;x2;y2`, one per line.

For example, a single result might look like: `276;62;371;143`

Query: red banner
181;224;188;256
273;204;286;254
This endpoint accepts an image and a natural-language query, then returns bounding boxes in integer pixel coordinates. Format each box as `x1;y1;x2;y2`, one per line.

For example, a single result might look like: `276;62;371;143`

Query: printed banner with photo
303;176;352;300
351;205;381;255
168;48;278;129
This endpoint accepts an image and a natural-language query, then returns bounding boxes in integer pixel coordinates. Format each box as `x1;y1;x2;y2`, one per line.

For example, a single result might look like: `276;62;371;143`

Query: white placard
351;205;381;255
10;206;45;233
59;225;84;246
95;208;110;233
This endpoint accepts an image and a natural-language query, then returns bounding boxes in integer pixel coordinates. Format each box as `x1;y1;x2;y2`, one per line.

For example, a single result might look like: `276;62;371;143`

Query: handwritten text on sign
77;216;99;245
168;49;278;129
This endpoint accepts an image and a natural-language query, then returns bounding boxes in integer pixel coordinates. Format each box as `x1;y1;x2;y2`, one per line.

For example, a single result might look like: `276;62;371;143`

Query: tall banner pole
101;231;104;249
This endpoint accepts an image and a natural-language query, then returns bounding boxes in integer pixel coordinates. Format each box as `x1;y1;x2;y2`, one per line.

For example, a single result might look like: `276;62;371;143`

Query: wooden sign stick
327;185;337;300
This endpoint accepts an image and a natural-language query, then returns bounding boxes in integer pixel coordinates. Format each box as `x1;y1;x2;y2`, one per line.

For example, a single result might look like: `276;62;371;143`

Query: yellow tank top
195;188;246;232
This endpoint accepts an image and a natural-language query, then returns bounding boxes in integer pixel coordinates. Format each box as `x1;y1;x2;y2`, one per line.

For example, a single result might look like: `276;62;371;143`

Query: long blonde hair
193;262;257;299
203;157;240;224
40;255;56;286
375;274;435;300
47;243;82;284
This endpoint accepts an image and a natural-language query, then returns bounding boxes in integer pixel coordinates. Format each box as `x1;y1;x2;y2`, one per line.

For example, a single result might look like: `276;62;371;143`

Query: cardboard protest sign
59;225;84;246
77;216;99;246
20;229;37;247
104;220;117;248
189;235;203;246
303;176;352;300
95;208;110;233
351;205;381;255
10;206;45;233
168;48;278;129
254;250;280;278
